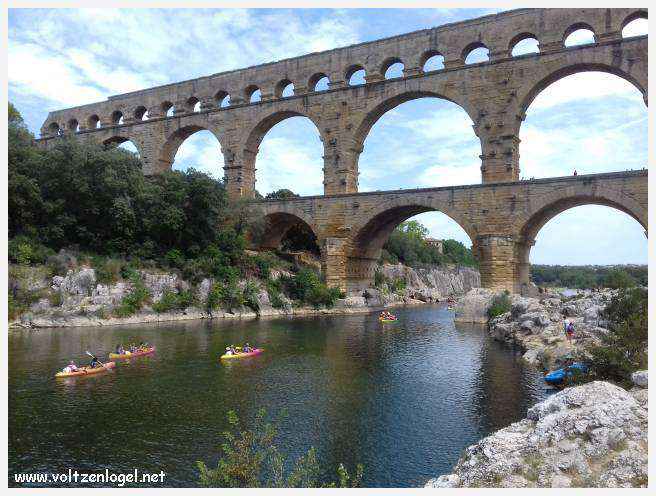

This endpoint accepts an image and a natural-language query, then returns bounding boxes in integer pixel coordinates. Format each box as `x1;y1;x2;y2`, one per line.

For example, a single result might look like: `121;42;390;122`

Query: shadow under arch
243;110;326;193
519;62;648;116
255;211;321;253
346;199;476;291
159;125;225;172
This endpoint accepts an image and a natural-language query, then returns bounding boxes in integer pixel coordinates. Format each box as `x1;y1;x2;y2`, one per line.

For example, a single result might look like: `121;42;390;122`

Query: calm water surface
9;304;548;487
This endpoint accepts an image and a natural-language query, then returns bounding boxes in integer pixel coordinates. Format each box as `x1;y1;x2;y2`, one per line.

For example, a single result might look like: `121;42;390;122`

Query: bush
242;280;260;314
114;274;150;317
487;290;511;319
266;279;286;309
152;288;196;313
581;288;647;387
196;408;363;488
601;268;636;289
206;282;223;314
8;236;54;265
221;277;244;313
91;256;123;284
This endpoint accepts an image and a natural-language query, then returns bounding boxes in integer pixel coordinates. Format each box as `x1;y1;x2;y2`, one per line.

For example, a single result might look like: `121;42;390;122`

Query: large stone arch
512;184;648;291
518;62;648;119
101;135;146;158
351;91;479;186
255;204;322;251
240;110;327;197
158;124;225;175
346;195;477;291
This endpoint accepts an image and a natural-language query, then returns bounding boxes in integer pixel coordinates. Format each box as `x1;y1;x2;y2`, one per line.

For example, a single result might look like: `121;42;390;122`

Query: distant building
425;237;443;254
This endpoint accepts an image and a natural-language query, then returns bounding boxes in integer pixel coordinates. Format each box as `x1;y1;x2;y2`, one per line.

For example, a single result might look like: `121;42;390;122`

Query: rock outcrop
488;289;617;370
426;380;648;488
454;288;498;323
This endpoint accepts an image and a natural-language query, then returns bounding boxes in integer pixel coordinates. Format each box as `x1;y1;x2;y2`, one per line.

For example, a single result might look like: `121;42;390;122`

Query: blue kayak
544;362;588;385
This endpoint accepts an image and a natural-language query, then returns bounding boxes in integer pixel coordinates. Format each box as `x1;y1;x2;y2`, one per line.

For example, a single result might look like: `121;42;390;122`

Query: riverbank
454;287;624;371
9;262;479;329
426;372;648;488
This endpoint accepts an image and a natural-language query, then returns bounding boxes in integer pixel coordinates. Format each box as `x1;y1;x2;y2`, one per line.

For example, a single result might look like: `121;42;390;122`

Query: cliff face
377;263;480;301
10;263;481;328
426;376;648;488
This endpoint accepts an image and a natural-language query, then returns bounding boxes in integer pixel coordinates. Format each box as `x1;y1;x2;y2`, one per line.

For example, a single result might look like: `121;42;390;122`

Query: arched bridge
257;171;648;293
37;8;648;293
39;8;647;198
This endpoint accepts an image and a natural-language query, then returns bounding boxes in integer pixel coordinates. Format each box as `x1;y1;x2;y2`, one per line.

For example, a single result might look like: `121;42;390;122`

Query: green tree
196;408;363;488
582;287;647;387
265;189;299;200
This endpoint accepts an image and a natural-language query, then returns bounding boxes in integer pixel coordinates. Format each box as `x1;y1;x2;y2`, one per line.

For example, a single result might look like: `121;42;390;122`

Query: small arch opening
346;65;366;86
421;52;445;72
48;122;61;135
162;101;174;117
215;91;230;108
246;85;262;103
88;115;100;129
382;58;404;79
510;34;540;56
187;97;201;113
309;73;330;92
67;119;79;133
111;111;124;125
134;106;148;121
276;79;294;98
464;43;490;64
622;14;648;38
564;26;596;47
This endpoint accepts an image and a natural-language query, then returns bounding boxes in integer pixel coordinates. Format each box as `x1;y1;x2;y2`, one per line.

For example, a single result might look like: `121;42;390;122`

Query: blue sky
8;9;648;265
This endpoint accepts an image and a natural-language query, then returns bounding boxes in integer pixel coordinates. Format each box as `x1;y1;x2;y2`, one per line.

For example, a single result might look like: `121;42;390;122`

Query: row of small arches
46;14;647;135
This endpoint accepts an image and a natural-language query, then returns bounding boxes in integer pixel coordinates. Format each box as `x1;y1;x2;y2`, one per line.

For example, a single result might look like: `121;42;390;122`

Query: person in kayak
115;344;125;355
63;360;79;373
243;343;252;353
89;356;100;368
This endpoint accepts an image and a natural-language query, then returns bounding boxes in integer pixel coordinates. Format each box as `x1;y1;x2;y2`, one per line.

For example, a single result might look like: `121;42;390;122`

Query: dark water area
8;304;549;487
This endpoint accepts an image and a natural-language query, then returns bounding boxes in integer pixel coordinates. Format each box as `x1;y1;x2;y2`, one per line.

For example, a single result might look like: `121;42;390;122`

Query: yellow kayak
55;362;116;378
220;348;264;360
109;347;155;360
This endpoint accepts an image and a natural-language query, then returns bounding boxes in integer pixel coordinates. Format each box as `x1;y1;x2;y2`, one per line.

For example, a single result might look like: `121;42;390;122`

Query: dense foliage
487;290;512;319
530;265;646;289
8;103;343;316
381;221;477;268
579;288;647;387
196;408;363;488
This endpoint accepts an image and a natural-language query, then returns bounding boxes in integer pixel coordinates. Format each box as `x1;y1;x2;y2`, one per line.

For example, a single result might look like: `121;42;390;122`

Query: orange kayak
109;347;155;360
55;362;116;378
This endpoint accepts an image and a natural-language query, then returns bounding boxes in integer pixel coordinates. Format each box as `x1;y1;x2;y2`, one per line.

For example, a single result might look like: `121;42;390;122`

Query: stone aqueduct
39;8;648;294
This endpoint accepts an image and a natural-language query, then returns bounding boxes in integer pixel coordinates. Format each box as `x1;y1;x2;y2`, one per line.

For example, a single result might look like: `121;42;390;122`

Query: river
8;304;549;487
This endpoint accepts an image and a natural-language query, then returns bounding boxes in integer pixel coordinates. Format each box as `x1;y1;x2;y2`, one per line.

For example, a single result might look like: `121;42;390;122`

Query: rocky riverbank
9;262;480;329
426;372;648;488
454;287;620;371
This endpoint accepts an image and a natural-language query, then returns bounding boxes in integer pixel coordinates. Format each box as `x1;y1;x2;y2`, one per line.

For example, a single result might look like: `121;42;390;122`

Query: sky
8;8;649;265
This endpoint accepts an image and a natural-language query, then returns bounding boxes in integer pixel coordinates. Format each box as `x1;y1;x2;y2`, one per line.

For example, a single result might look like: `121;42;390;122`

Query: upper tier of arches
43;9;647;136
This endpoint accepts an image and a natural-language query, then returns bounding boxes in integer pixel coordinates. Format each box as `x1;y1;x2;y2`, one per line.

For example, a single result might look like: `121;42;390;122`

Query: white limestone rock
426;381;648;488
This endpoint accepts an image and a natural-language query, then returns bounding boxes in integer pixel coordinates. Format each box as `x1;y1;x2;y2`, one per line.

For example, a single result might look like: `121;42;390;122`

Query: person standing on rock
563;318;572;343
